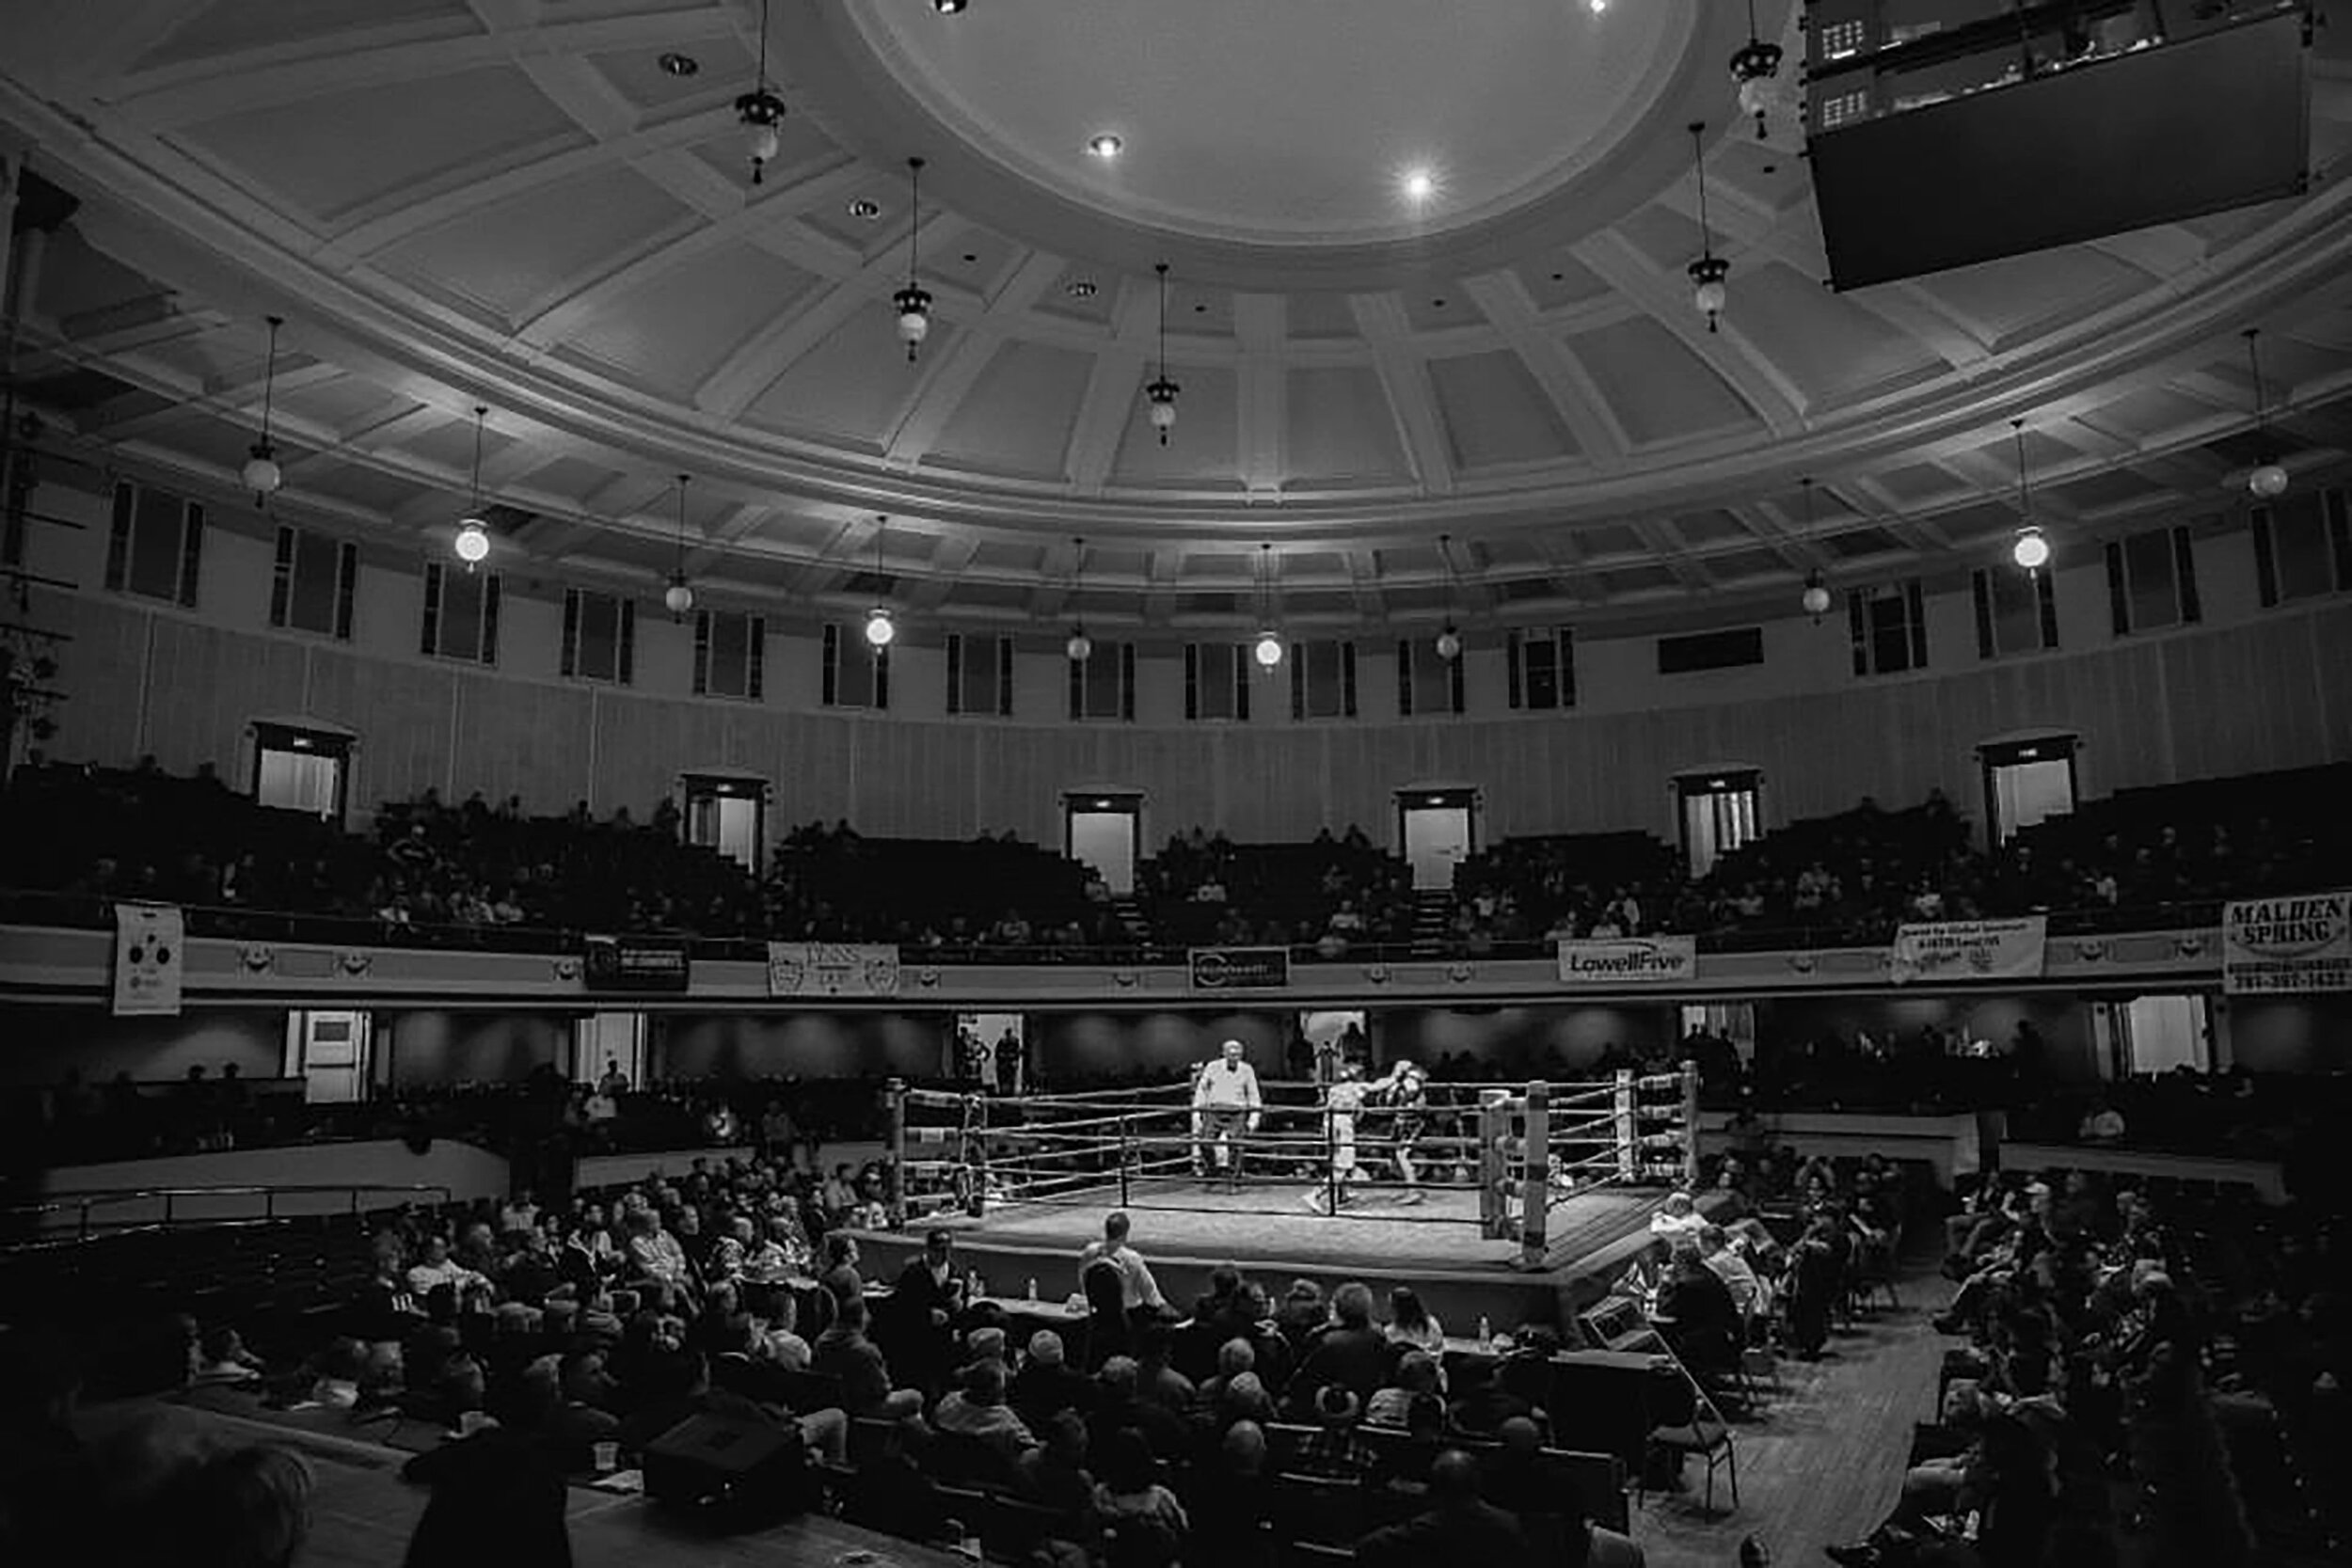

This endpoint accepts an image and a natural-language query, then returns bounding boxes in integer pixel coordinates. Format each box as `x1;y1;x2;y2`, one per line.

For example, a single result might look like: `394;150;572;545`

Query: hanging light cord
755;0;771;96
2245;328;2269;437
468;404;487;513
1156;264;1168;380
905;158;924;287
2011;419;2031;516
673;473;690;577
258;316;282;447
1692;126;1715;260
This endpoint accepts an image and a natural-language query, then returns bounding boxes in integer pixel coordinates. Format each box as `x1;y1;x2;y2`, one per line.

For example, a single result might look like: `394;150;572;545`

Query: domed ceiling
4;0;2352;634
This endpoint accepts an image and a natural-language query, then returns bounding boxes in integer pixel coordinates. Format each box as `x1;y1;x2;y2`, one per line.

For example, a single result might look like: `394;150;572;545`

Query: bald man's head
1429;1449;1482;1504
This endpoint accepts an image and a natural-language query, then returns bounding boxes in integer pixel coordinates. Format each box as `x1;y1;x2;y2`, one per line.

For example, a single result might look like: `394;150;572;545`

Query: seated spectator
1383;1286;1446;1357
190;1326;264;1386
1656;1241;1743;1379
1366;1351;1442;1431
400;1427;572;1568
2078;1098;2127;1145
1011;1330;1095;1430
1133;1323;1195;1414
1357;1449;1532;1568
810;1297;923;1421
1089;1357;1191;1464
1186;1419;1275;1568
405;1235;488;1302
1697;1224;1769;1321
1089;1428;1189;1568
1290;1385;1378;1483
1291;1282;1392;1408
932;1358;1037;1459
1647;1190;1706;1243
1446;1357;1537;1440
1078;1212;1168;1317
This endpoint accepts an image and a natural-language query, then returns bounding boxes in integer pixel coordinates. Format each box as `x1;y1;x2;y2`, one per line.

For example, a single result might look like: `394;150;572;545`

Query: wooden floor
101;1261;1952;1568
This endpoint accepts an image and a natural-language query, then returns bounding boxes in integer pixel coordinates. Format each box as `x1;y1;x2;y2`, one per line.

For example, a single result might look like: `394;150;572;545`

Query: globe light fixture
735;0;787;184
1144;262;1179;444
665;578;695;617
241;314;285;503
865;606;896;647
893;157;933;359
1065;536;1093;662
1729;0;1785;138
1802;570;1832;622
1253;630;1284;669
1434;532;1465;661
2249;461;2290;500
453;519;491;565
1686;122;1729;332
1065;629;1093;663
934;0;968;13
1251;542;1283;668
2011;526;2051;572
2243;327;2289;499
1435;626;1462;662
663;473;694;620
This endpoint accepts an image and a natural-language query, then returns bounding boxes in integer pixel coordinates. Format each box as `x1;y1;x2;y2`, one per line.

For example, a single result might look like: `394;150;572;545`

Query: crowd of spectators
6;756;2346;963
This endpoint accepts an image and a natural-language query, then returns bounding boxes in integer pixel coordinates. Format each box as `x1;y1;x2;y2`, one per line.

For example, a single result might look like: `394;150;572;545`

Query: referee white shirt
1193;1046;1263;1115
1078;1238;1167;1312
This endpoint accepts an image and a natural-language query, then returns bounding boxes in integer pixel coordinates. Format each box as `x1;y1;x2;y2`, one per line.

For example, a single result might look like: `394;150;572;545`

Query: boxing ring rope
884;1062;1700;1265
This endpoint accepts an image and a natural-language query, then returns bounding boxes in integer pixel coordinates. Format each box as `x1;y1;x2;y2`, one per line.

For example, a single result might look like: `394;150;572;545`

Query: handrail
9;1181;454;1243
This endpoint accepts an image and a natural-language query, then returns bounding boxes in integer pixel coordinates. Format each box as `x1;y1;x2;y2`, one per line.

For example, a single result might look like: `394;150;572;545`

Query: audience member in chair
401;1427;571;1568
1357;1448;1533;1568
933;1356;1038;1459
1290;1385;1379;1483
1077;1211;1168;1319
1011;1330;1095;1430
1187;1419;1276;1568
1089;1356;1191;1463
810;1295;924;1422
1657;1241;1743;1381
1292;1281;1392;1407
1089;1428;1189;1568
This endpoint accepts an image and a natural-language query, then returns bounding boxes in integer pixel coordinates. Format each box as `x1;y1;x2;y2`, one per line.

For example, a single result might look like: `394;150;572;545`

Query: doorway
252;721;353;821
1398;788;1477;892
1299;1010;1368;1083
572;1012;646;1088
1676;769;1760;879
1980;735;2078;846
283;1009;372;1103
955;1012;1027;1095
1064;793;1142;895
684;773;768;871
2096;994;2211;1079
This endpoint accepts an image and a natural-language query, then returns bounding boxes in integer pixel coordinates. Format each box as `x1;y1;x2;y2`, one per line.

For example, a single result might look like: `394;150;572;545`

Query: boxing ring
884;1065;1698;1273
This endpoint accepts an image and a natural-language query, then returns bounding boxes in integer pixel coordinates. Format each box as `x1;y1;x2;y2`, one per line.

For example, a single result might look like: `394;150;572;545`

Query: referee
1191;1037;1263;1185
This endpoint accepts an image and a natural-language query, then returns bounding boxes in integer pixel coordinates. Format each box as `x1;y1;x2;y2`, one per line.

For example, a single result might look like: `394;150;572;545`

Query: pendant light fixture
864;516;896;647
2010;420;2050;572
664;473;694;620
1799;480;1832;622
453;404;492;569
893;157;932;360
1145;262;1180;444
1434;532;1463;661
1730;0;1785;138
2243;327;2289;499
736;0;788;185
1065;536;1093;663
1687;121;1729;333
241;314;285;504
1252;542;1284;669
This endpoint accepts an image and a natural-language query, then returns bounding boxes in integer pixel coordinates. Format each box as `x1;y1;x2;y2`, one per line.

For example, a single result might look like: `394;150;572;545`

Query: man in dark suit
887;1227;964;1394
1357;1449;1534;1568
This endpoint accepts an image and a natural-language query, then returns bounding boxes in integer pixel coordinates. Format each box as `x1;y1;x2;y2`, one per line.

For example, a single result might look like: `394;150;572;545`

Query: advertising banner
112;902;184;1017
2223;892;2351;994
581;934;691;993
1888;915;2047;985
1554;936;1697;987
767;942;902;997
1188;946;1292;991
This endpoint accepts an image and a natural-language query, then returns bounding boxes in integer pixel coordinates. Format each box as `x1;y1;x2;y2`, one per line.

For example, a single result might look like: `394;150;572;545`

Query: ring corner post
1679;1059;1701;1189
1613;1069;1637;1184
1118;1113;1132;1210
1518;1080;1549;1270
1477;1088;1508;1239
884;1075;908;1230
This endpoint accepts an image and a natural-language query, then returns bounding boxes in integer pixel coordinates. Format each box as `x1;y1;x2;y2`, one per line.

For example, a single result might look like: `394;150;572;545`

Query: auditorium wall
1030;1011;1294;1082
21;470;2351;849
0;1005;283;1085
1752;994;2099;1083
655;1012;945;1082
1375;1005;1674;1072
377;1010;565;1087
2222;996;2352;1075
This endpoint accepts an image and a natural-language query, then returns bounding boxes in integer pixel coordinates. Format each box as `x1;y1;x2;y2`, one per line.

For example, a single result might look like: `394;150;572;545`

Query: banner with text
767;942;902;997
1888;915;2047;985
2223;891;2351;994
112;902;184;1017
1555;935;1697;987
582;934;691;993
1189;946;1292;991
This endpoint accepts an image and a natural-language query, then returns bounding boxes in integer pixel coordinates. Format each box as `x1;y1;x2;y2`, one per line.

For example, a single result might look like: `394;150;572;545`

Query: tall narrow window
103;479;204;607
269;524;358;640
420;562;501;664
2251;488;2352;606
251;722;353;821
1677;770;1760;879
2;445;33;568
821;622;890;710
1849;579;1929;675
1396;639;1467;717
1068;641;1136;721
684;775;766;871
1184;642;1251;721
692;610;765;701
1972;564;2060;659
1506;627;1576;710
2106;525;2201;635
1289;639;1358;720
560;588;636;684
946;632;1015;717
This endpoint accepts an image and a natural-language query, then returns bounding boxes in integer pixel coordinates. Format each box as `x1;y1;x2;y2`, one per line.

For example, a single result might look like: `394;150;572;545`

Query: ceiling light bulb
865;606;896;647
453;519;491;565
1065;628;1093;663
1588;0;1606;13
2011;526;2050;572
1739;74;1775;119
664;577;694;618
1088;134;1123;159
1435;626;1462;662
1801;575;1832;619
242;443;282;498
1694;278;1727;321
2248;462;2289;499
746;121;781;166
1253;630;1284;669
1403;169;1436;202
933;0;968;12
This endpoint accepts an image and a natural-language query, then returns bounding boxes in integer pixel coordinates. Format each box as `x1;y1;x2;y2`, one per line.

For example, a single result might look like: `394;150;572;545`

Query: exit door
1065;793;1142;895
284;1010;372;1103
1398;789;1477;891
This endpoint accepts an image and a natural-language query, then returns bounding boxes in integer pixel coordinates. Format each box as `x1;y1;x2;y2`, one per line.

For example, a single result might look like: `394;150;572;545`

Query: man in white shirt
1191;1038;1263;1183
1077;1211;1167;1315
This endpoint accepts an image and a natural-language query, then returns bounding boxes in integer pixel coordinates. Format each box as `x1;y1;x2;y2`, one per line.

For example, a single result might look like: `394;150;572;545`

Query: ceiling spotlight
659;52;700;77
847;198;882;220
241;313;285;504
1588;0;1608;12
865;605;897;647
893;157;933;360
1730;0;1784;138
1402;167;1437;203
736;0;787;183
1802;569;1831;622
1064;278;1098;298
933;0;969;12
1253;630;1285;669
1088;133;1123;159
2011;526;2051;572
2249;461;2290;500
453;518;491;566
